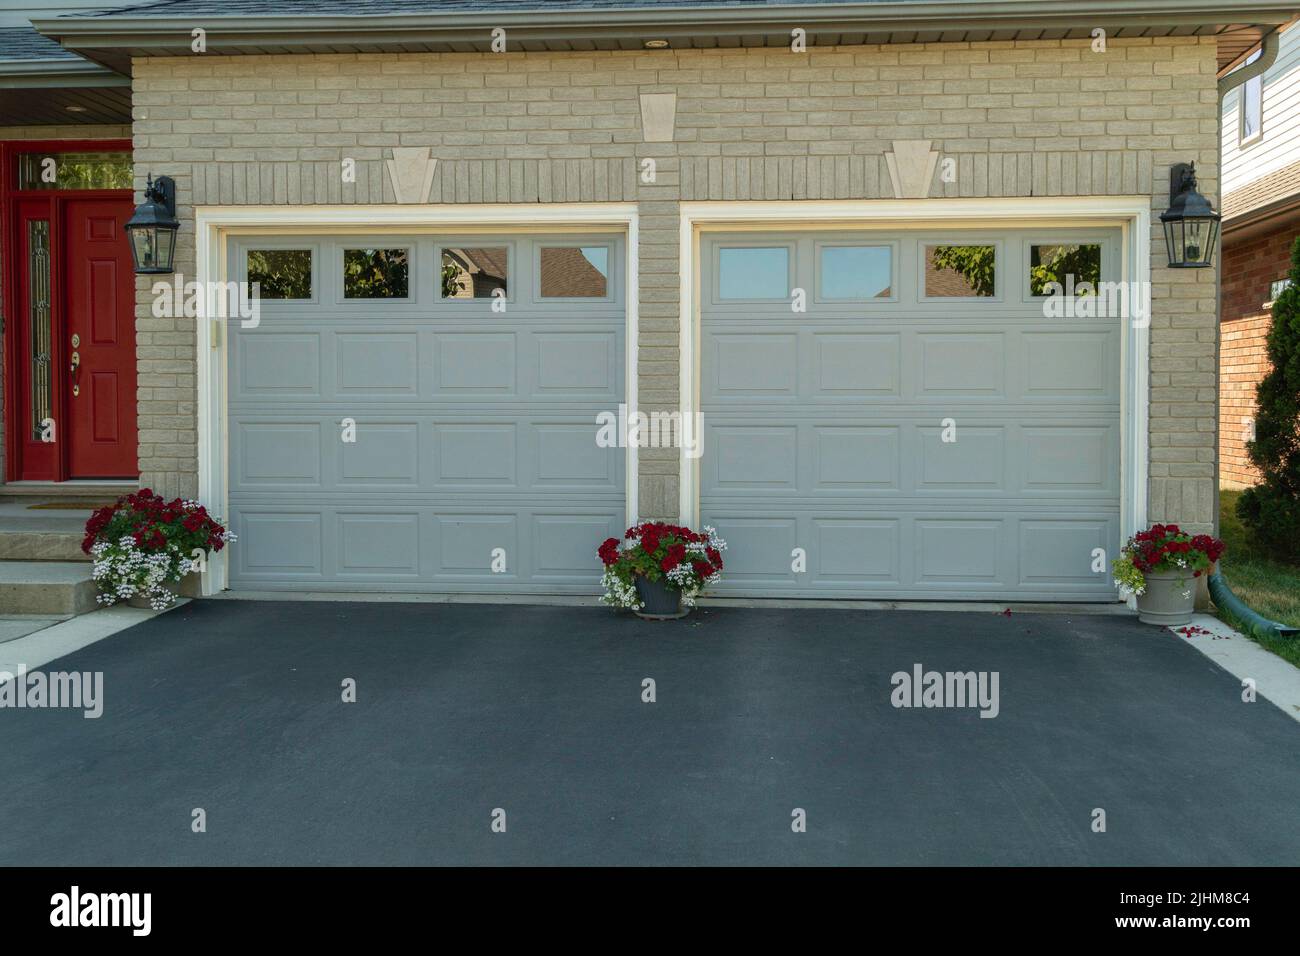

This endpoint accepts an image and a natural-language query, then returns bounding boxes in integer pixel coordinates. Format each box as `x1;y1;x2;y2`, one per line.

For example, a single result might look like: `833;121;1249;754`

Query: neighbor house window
247;249;312;300
924;244;996;297
442;247;508;299
1029;244;1102;296
540;246;609;298
344;248;409;299
1240;49;1263;144
17;152;132;190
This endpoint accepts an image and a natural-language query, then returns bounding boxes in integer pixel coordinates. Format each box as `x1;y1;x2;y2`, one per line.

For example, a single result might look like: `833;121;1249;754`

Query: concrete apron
208;590;1133;615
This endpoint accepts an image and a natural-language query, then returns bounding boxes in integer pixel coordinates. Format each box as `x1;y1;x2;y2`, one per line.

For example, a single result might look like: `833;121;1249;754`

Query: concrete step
0;561;98;616
0;481;134;503
0;503;92;561
0;531;87;562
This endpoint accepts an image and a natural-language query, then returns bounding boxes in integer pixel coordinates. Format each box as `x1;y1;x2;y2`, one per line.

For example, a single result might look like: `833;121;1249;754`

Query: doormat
26;502;115;511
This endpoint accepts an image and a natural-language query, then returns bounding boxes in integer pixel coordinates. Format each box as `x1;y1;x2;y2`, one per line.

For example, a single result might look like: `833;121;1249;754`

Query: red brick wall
1219;226;1298;488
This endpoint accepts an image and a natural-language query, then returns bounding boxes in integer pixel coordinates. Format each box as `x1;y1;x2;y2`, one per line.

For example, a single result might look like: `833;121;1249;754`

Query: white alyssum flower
599;568;643;610
91;535;193;610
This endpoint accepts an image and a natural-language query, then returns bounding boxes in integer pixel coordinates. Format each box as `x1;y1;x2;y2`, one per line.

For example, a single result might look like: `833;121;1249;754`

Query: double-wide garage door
227;233;625;592
698;228;1123;601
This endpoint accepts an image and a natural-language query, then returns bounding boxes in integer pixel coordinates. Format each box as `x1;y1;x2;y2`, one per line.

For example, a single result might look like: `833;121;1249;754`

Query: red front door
63;198;137;478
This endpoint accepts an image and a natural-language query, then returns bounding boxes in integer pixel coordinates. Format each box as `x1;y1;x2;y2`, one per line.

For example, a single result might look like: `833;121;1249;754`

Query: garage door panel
534;332;619;396
916;333;1007;396
435;514;519;579
701;228;1122;601
1018;519;1116;586
813;333;901;396
812;519;900;583
813;426;900;490
914;519;1004;584
531;514;625;580
337;423;420;486
235;512;323;577
236;422;322;486
435;332;518;394
709;426;799;490
533;424;619;489
1021;425;1116;492
337;513;421;576
335;332;420;396
707;333;798;396
235;333;321;397
708;516;799;582
433;424;517;486
228;234;625;593
1022;330;1117;399
917;426;1005;491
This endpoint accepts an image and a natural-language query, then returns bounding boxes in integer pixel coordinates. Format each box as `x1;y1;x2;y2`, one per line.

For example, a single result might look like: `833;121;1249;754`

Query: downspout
1217;30;1281;101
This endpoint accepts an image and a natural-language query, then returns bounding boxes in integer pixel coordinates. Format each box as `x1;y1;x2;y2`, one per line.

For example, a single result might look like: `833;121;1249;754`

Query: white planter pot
1135;569;1195;626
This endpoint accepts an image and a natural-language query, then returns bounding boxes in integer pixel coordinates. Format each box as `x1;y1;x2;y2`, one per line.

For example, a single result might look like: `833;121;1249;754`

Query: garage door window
540;245;609;298
1029;243;1101;296
819;245;892;300
924;244;996;298
247;249;312;300
718;246;788;300
441;246;508;299
343;248;409;299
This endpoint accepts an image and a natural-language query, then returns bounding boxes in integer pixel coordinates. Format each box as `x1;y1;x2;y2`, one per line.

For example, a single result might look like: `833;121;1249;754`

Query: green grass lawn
1216;488;1300;668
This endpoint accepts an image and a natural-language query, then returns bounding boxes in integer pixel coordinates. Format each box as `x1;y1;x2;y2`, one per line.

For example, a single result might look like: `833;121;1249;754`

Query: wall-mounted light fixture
1159;162;1220;268
125;174;179;275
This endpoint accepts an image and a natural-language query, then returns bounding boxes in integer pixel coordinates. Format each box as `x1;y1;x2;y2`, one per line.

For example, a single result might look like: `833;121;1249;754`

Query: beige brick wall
131;37;1221;531
0;123;131;484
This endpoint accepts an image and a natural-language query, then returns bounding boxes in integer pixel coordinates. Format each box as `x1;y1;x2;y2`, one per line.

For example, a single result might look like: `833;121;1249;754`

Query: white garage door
226;233;625;592
699;228;1123;601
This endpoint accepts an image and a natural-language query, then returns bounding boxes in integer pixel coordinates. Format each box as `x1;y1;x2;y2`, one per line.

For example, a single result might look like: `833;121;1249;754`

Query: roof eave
1223;192;1300;234
33;0;1300;45
33;0;1300;75
0;58;128;88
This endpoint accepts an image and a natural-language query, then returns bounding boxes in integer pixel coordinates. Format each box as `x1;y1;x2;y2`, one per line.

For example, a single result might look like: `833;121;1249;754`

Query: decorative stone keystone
639;93;677;143
386;147;437;204
885;140;940;199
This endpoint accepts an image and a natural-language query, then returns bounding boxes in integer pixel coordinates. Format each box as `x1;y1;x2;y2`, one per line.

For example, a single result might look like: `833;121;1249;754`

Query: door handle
69;350;80;397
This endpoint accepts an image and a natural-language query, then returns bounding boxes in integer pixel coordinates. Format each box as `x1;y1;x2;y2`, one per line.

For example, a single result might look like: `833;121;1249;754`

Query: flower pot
125;579;181;610
1136;569;1195;626
633;575;689;620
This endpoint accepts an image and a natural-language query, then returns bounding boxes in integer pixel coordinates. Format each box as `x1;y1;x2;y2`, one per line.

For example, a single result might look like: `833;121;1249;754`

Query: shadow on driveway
2;600;1296;866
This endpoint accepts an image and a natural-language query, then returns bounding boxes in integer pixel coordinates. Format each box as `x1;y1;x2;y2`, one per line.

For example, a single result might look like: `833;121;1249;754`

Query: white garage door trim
678;197;1152;567
194;203;639;596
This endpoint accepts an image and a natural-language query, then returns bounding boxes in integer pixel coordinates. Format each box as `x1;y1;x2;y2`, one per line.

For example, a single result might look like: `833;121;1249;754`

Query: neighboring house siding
1219;21;1300;492
1219;228;1296;489
0;122;131;484
131;37;1221;531
1223;22;1300;195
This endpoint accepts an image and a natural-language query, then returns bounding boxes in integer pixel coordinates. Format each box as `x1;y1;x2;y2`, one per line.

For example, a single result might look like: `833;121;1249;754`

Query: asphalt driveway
1;601;1297;866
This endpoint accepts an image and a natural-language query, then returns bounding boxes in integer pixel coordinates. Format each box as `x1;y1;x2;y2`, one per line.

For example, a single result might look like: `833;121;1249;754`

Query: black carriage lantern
1160;162;1220;268
125;174;179;275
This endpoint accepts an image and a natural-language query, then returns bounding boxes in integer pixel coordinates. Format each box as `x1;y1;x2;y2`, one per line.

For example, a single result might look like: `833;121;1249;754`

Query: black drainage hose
1207;571;1300;641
